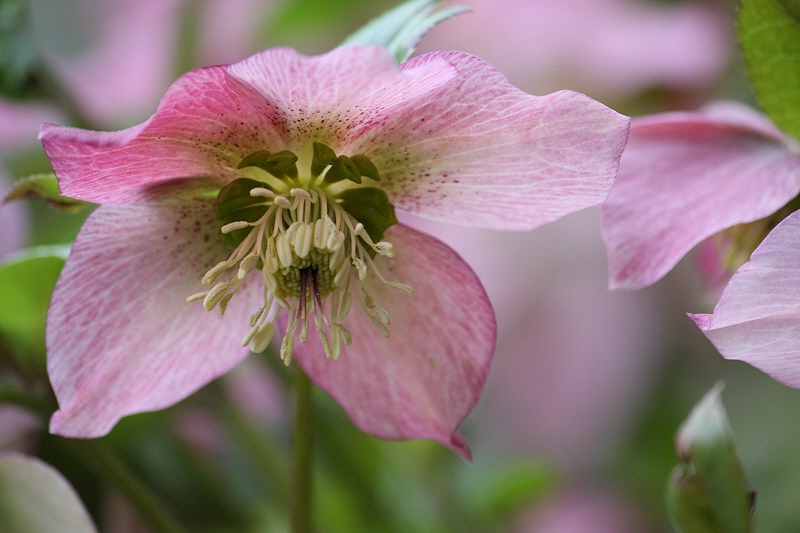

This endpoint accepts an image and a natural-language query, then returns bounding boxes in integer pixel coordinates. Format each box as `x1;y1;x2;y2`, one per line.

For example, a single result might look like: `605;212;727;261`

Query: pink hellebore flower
601;101;800;386
40;45;628;456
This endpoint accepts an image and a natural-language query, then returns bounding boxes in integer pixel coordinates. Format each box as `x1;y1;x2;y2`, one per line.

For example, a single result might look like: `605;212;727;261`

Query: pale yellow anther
238;254;259;279
388;281;414;295
250;323;275;353
249;308;265;327
295;223;313;258
221;220;250;234
373;305;390;326
274;196;292;208
290;188;311;199
313;218;328;249
203;282;230;311
277;234;293;268
353;258;367;280
218;293;234;316
202;261;231;285
250;187;276;197
336;323;352;347
337;293;350;322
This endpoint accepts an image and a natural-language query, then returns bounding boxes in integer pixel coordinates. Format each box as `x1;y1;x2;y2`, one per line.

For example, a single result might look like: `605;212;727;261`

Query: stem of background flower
290;366;314;533
67;440;186;533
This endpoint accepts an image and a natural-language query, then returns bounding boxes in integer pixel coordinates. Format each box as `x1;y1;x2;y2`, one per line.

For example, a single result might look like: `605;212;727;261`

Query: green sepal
351;154;381;181
337;187;397;246
739;0;800;140
666;383;754;533
325;156;362;185
340;0;469;63
312;142;338;177
4;173;90;213
237;149;298;179
215;178;272;246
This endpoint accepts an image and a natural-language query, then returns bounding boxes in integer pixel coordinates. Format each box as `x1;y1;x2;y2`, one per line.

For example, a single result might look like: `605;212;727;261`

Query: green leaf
0;246;68;374
341;0;469;63
739;0;800;140
337;186;397;250
466;460;557;521
215;178;272;247
0;454;97;533
4;174;90;214
666;383;754;533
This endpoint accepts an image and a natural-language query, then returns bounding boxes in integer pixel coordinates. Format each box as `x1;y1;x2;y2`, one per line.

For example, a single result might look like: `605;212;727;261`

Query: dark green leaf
325;156;362;184
237;149;298;179
739;0;800;140
312;142;338;177
337;187;397;244
351;154;381;181
215;178;271;246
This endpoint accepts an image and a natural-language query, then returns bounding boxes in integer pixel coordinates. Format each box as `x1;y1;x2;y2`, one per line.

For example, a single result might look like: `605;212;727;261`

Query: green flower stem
221;399;289;498
66;440;186;533
290;366;314;533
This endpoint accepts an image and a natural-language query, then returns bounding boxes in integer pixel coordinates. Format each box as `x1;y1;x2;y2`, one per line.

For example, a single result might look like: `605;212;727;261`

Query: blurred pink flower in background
514;485;648;533
29;0;278;127
420;0;732;99
602;101;800;387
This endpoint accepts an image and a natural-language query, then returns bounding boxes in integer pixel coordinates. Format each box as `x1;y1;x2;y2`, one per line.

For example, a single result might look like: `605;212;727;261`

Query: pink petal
601;101;800;289
39;64;290;205
691;211;800;387
48;199;262;437
358;51;630;231
292;224;495;459
226;46;458;153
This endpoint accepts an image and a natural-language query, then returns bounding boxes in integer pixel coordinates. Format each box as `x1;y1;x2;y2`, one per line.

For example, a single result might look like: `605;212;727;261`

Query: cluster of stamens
187;176;412;364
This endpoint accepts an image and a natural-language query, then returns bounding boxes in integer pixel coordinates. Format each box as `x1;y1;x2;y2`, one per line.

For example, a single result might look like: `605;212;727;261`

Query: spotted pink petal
691;211;800;387
291;224;495;459
601;101;800;290
47;199;262;437
361;51;630;231
226;46;458;152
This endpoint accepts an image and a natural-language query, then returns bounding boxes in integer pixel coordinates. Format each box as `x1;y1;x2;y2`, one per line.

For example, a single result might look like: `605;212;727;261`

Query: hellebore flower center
186;142;412;363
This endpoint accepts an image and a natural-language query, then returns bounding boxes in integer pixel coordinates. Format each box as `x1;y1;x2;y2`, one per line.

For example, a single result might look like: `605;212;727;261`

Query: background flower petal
601;102;800;289
691;211;800;387
47;199;262;437
292;224;495;459
359;50;629;231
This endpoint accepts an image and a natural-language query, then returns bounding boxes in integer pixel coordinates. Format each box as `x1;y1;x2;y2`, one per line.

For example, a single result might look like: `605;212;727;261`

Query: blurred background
3;0;800;531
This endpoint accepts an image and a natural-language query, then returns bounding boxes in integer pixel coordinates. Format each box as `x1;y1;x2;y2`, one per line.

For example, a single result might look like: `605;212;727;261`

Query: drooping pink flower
601;101;800;386
40;45;628;456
